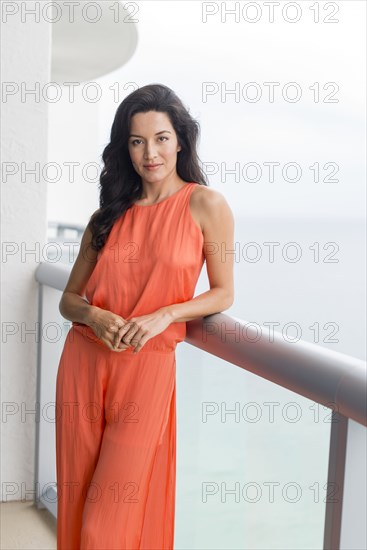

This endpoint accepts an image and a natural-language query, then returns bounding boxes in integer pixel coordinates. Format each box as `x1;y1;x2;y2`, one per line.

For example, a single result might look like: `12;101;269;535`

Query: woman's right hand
88;306;131;352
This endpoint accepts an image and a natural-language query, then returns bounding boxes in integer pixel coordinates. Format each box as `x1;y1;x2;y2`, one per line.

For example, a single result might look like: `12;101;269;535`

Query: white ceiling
51;0;138;83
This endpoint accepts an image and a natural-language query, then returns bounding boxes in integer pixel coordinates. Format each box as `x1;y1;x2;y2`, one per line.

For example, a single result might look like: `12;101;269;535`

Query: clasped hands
90;306;173;354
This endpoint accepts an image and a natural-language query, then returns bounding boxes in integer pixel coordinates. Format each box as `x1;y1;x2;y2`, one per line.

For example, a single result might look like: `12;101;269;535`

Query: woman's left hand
113;307;173;353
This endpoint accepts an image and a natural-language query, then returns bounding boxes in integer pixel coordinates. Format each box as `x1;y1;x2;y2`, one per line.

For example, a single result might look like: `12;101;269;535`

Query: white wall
1;1;138;502
47;97;101;227
1;11;51;500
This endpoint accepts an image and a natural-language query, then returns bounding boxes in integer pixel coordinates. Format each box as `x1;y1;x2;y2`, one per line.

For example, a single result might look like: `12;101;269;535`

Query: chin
143;170;166;180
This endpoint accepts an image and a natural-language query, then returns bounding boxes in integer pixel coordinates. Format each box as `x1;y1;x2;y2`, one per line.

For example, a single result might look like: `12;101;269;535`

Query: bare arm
60;210;131;352
163;187;234;323
59;210;101;327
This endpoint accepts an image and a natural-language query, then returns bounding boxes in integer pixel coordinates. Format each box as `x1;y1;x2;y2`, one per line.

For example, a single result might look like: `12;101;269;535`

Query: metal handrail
35;261;367;427
186;315;366;427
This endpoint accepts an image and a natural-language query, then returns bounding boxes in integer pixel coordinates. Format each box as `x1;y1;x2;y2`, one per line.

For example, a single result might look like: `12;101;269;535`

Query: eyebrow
128;130;172;138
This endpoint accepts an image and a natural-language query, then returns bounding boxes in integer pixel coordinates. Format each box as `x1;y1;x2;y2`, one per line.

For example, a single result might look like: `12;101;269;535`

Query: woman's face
127;110;181;185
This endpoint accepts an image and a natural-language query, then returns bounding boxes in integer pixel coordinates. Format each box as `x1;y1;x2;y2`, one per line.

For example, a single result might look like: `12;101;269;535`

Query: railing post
34;282;45;509
323;411;348;549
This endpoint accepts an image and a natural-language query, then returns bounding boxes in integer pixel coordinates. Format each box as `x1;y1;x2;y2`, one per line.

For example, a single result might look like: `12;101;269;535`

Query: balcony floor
1;501;56;549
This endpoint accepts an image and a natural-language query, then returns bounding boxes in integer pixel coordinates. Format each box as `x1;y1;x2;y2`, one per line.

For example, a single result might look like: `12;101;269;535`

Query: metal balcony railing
34;260;367;550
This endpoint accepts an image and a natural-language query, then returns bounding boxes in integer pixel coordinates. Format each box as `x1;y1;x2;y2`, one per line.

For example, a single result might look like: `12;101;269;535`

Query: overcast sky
97;0;365;220
47;1;365;225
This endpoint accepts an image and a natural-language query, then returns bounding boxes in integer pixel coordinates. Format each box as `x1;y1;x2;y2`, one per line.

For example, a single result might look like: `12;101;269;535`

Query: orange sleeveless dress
55;182;205;549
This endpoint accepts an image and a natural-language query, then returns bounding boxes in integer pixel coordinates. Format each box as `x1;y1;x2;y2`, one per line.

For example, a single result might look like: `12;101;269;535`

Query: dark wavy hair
88;83;209;252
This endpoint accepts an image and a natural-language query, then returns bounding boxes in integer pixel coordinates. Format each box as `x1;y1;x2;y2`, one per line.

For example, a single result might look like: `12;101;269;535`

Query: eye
158;136;168;142
131;139;142;146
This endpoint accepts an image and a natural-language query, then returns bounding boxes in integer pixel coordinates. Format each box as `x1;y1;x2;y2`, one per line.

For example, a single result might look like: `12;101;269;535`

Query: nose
143;140;158;161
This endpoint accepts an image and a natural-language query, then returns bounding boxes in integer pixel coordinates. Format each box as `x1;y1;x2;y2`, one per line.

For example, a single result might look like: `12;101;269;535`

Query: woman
55;83;234;549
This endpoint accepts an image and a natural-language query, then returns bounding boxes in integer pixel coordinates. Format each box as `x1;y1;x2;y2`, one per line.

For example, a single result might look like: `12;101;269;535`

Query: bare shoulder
190;184;233;232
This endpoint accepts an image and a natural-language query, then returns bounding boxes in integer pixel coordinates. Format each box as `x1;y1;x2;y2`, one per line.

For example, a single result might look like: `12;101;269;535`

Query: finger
119;324;139;346
103;339;117;351
131;330;148;354
116;338;131;349
116;341;127;351
102;334;123;351
114;325;126;348
114;321;134;348
109;320;123;332
114;332;134;347
129;333;142;350
117;322;134;339
109;339;128;352
133;340;145;353
114;331;133;350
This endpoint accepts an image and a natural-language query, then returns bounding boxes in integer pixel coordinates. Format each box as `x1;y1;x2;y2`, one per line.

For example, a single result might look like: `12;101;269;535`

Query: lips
143;164;162;171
